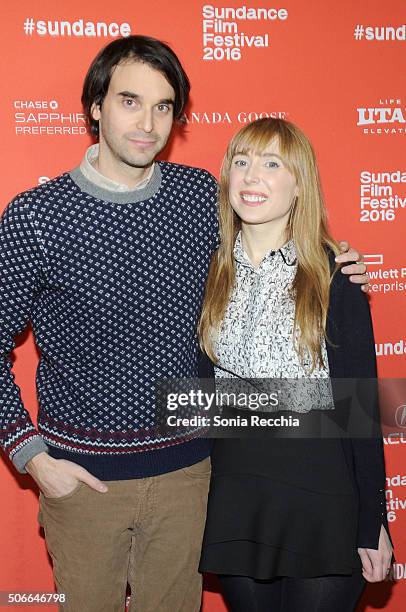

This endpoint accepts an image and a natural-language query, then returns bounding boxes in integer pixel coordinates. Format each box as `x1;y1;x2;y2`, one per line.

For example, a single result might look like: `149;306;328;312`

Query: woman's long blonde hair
198;117;339;370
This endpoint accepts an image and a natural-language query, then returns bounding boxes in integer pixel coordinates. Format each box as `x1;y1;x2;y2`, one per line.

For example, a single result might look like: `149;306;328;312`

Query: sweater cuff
12;436;49;473
357;487;391;549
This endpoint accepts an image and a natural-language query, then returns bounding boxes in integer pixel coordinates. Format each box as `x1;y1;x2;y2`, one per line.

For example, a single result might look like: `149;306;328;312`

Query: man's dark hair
81;35;190;136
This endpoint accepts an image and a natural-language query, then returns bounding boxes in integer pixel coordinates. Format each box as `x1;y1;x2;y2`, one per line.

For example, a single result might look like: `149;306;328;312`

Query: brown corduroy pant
38;457;211;612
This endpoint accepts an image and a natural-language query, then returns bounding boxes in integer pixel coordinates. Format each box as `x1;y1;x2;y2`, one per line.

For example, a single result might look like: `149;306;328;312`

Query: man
0;36;368;611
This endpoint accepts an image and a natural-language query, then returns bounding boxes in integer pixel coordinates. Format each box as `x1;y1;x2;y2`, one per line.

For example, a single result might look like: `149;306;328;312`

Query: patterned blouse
214;232;333;412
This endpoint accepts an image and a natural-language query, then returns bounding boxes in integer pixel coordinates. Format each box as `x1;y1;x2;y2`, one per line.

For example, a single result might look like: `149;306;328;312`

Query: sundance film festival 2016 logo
375;340;406;358
359;170;406;222
357;97;405;135
201;4;288;61
14;99;86;136
385;474;406;525
23;17;131;38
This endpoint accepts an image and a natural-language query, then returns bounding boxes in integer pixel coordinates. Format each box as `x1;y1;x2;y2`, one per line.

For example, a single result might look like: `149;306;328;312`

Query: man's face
91;60;175;172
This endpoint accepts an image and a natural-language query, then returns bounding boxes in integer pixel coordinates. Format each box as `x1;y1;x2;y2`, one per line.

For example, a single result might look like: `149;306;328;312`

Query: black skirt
199;437;363;579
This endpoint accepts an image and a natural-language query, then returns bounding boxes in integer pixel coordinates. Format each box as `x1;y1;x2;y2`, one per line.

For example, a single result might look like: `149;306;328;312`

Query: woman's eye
265;161;279;169
157;104;170;113
234;159;247;167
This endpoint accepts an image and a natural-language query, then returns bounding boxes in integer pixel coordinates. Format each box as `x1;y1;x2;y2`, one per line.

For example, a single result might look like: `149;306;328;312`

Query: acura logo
395;405;406;428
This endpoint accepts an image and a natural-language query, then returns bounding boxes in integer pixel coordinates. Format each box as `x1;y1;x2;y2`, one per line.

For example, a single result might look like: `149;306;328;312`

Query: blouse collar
233;231;297;272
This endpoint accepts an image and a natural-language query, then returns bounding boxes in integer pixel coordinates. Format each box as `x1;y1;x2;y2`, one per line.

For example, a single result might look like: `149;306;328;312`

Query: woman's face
228;138;298;228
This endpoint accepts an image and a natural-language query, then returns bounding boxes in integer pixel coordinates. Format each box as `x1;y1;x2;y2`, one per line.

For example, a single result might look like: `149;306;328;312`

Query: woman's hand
357;525;393;582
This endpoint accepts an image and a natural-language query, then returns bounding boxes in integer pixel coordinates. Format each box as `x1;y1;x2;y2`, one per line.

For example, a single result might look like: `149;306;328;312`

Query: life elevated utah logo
357;98;405;135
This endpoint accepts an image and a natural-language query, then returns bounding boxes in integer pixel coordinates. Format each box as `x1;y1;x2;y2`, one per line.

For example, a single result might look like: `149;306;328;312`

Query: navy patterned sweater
0;162;218;479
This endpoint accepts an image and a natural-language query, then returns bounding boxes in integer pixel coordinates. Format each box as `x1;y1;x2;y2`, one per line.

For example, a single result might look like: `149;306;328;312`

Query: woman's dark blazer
325;259;390;550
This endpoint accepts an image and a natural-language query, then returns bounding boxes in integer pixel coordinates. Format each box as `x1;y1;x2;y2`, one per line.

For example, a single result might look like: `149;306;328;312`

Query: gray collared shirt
80;143;155;192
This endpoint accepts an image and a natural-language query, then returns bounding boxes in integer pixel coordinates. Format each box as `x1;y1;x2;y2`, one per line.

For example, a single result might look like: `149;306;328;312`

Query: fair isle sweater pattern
0;162;218;473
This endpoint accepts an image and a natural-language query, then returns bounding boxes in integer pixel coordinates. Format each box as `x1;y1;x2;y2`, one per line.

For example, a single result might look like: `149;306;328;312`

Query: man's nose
136;107;153;133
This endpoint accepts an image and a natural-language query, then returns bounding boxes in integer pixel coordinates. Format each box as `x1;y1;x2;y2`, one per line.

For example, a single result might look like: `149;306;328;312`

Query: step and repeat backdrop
0;0;404;610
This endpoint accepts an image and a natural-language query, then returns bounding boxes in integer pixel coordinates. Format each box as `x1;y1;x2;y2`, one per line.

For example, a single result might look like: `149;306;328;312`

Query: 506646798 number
0;592;66;605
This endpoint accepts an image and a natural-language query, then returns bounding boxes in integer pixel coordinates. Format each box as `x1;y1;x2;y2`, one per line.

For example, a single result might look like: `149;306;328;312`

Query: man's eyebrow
118;91;140;99
117;91;174;105
158;98;175;105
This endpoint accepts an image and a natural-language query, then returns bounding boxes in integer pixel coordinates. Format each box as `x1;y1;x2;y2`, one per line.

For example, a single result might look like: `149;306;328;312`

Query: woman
198;118;393;611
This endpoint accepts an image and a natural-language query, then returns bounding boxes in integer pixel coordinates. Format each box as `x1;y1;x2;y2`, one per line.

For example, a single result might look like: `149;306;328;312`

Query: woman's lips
239;191;268;206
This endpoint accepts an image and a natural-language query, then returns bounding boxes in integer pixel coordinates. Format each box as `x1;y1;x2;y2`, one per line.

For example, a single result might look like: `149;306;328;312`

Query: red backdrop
0;1;405;610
